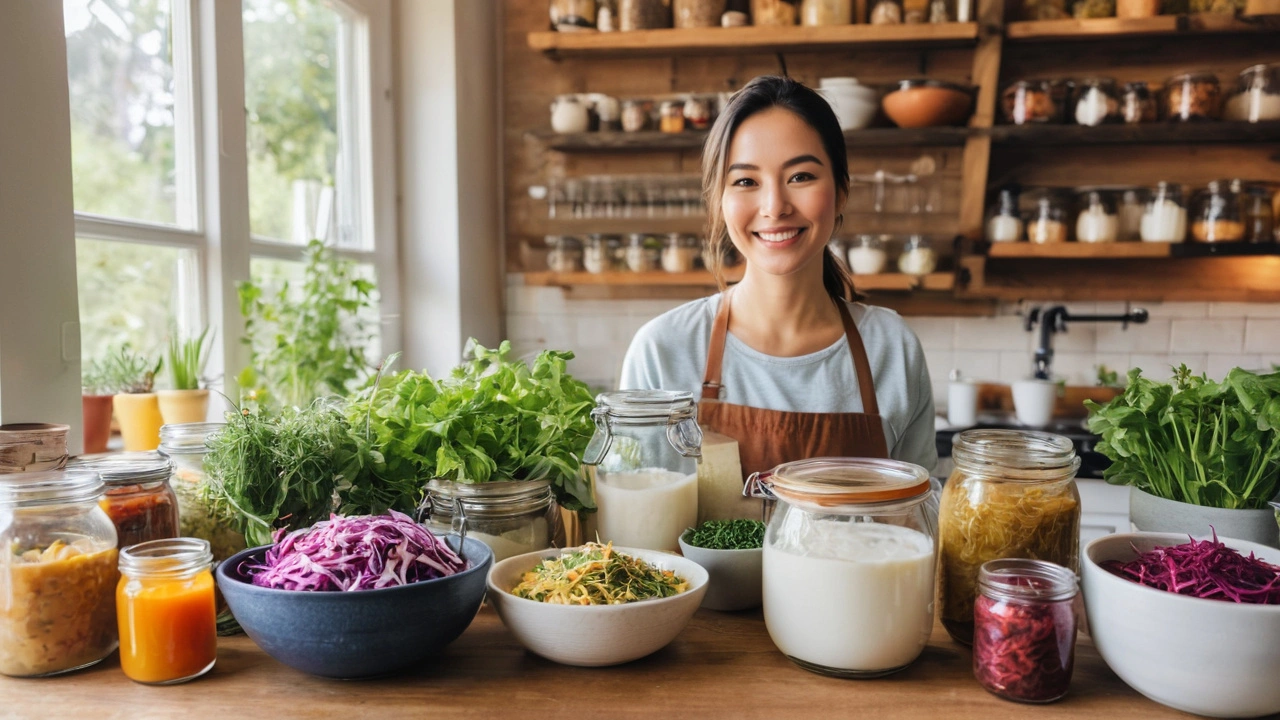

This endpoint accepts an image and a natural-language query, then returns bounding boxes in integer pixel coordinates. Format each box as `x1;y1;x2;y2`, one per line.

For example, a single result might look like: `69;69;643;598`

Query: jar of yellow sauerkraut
937;429;1080;646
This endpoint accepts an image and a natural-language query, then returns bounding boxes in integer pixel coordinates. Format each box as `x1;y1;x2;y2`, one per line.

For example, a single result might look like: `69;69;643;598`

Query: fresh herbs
348;341;597;511
510;542;687;605
1102;530;1280;605
99;344;161;394
166;327;213;391
683;519;765;550
1086;366;1280;510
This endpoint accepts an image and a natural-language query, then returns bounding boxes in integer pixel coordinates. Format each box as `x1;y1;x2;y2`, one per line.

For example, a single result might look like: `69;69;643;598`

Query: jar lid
425;479;554;519
1167;70;1219;84
0;469;104;506
753;457;932;507
67;452;174;486
978;558;1078;602
593;390;696;422
952;429;1080;475
158;422;225;452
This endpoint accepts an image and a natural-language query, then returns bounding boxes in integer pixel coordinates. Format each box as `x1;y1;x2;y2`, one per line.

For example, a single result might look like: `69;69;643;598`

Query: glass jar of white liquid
423;479;558;562
748;458;938;679
581;391;702;552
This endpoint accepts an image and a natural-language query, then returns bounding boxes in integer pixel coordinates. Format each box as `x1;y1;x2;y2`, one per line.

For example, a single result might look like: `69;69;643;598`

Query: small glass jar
1140;182;1187;243
1046;79;1075;123
1120;81;1158;124
937;429;1081;646
116;538;217;685
662;233;700;273
987;187;1024;243
973;559;1079;703
0;470;119;677
547;235;584;273
1224;63;1280;123
673;0;726;28
751;0;800;24
619;0;671;30
625;233;662;272
1001;80;1057;125
846;235;888;274
423;480;558;563
749;458;937;678
1071;0;1114;18
1165;71;1222;122
1191;180;1246;243
801;0;853;24
659;100;686;133
584;234;620;273
552;0;598;30
898;235;937;276
1073;78;1120;127
1117;187;1149;241
1027;191;1069;244
69;452;179;549
1074;189;1119;243
683;96;712;130
869;0;905;23
621;99;650;132
1242;184;1275;244
581;390;702;553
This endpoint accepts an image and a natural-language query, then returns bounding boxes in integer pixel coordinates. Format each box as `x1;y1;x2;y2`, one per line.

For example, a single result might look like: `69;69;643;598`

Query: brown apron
699;289;891;480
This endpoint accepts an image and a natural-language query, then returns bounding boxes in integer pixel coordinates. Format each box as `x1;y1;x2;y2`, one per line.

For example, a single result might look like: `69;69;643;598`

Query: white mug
947;380;980;428
1012;379;1058;427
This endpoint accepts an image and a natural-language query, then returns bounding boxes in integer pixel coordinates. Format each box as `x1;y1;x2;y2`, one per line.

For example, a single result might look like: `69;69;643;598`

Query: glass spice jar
1002;80;1058;125
662;233;700;273
1120;81;1158;124
674;0;726;27
801;0;853;24
1192;180;1246;243
1165;71;1222;122
683;96;713;130
1027;191;1069;244
552;0;599;30
973;559;1079;704
68;452;180;549
0;470;120;677
581;390;702;553
751;0;800;24
584;234;620;273
621;99;651;132
1074;189;1119;243
1140;181;1187;243
1242;184;1275;244
423;480;559;563
1073;78;1120;126
659;100;686;133
937;429;1081;646
625;233;662;271
1118;187;1149;241
547;235;584;273
987;187;1024;243
116;538;217;685
898;235;938;276
869;0;905;23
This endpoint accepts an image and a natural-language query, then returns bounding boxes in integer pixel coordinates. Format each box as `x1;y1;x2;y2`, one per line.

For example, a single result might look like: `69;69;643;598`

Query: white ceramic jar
550;95;590;134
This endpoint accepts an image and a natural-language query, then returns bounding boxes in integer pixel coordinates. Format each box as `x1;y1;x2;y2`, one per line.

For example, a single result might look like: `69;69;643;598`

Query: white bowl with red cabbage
1082;531;1280;718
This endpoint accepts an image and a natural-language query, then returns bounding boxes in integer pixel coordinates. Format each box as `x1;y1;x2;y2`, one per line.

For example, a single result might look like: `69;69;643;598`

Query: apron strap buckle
701;381;722;400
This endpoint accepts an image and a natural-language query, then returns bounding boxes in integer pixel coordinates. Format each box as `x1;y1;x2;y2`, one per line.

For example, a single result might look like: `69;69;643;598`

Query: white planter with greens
1128;486;1279;548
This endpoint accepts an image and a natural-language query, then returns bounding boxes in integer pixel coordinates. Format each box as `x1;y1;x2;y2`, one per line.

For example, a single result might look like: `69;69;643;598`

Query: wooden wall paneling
988;143;1280;190
974;256;1280;302
956;0;1005;243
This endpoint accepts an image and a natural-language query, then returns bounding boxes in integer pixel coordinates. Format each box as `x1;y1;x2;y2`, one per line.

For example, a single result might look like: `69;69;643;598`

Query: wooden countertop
2;606;1207;719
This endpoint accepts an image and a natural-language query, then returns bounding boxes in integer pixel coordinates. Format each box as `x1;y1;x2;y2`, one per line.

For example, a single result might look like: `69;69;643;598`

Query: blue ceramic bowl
216;536;492;678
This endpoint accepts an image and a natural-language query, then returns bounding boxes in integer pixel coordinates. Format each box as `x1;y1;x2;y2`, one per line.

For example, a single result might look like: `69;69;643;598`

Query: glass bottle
625;233;662;271
68;452;179;549
986;187;1024;243
1224;63;1280;123
659;100;686;133
1027;191;1069;244
547;235;584;273
1073;78;1119;126
0;470;119;677
1120;81;1157;124
423;480;558;563
1242;184;1275;244
1192;180;1246;243
1165;71;1222;122
898;235;938;275
662;233;700;273
973;559;1079;703
847;234;889;274
1074;189;1118;243
747;458;938;678
937;429;1081;646
581;390;702;552
116;538;217;685
1140;182;1187;243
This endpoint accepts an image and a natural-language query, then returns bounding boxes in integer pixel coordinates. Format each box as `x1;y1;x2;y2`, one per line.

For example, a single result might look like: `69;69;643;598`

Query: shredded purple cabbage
242;511;468;592
1102;529;1280;605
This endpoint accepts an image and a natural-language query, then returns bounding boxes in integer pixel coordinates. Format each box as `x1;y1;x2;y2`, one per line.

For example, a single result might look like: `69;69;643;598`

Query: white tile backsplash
1169;318;1246;355
953;316;1034;353
1144;302;1210;319
1096;318;1171;354
904;317;957;351
1245;319;1280;355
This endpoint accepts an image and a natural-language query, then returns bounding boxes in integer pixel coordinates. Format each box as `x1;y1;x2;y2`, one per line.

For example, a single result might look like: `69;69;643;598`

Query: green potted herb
104;344;164;451
157;327;214;425
80;358;115;454
1086;366;1280;547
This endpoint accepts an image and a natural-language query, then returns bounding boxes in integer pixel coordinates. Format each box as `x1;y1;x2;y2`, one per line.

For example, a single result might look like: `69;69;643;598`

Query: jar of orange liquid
116;538;217;684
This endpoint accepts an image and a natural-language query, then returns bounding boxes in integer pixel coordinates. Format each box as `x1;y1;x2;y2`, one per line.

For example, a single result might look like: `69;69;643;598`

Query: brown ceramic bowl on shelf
882;79;976;128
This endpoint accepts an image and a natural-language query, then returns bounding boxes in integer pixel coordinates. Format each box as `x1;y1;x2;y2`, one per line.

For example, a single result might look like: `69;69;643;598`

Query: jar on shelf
1073;78;1120;126
0;470;119;677
1191;180;1246;243
1165;71;1222;122
869;0;905;23
898;235;937;276
584;234;620;273
747;458;937;678
546;235;584;273
1115;0;1159;16
621;99;651;132
702;238;742;271
423;480;558;563
68;452;179;549
1224;63;1280;123
1001;80;1058;125
751;0;800;24
1120;81;1158;124
973;559;1079;703
674;0;727;27
987;187;1024;243
552;0;598;30
550;95;590;134
594;94;622;131
1071;0;1115;18
116;538;217;685
1027;190;1069;244
625;233;662;271
597;0;617;30
659;100;686;133
1074;188;1119;243
619;0;671;30
1118;187;1149;241
937;429;1082;646
683;96;713;130
662;233;700;273
801;0;853;24
1140;182;1188;243
1241;183;1275;244
847;234;889;274
1046;79;1076;123
581;390;702;553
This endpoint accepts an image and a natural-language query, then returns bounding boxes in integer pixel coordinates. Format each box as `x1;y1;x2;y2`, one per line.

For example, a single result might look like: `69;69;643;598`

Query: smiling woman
619;75;937;481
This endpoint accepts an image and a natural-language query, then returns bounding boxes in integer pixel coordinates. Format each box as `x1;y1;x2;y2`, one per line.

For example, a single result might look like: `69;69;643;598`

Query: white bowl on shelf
818;78;878;131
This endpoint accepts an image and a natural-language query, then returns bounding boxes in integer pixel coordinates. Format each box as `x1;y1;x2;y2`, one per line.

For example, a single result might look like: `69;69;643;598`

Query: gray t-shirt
619;293;938;474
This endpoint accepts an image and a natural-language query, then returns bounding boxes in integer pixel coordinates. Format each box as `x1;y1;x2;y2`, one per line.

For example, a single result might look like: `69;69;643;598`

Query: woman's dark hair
701;75;859;302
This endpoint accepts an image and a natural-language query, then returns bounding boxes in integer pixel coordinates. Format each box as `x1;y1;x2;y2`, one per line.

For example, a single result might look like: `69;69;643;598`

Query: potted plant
81;358;115;454
157;327;213;424
1086;365;1280;547
105;344;164;451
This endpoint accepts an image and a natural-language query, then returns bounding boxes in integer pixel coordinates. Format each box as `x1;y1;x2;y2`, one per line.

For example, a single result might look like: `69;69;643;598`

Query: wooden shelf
990;121;1280;146
516;270;954;292
1005;13;1280;42
987;242;1172;259
527;23;979;59
529;127;972;153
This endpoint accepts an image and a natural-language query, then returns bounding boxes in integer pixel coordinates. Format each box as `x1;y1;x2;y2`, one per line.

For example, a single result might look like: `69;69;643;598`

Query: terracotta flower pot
113;393;164;451
157;389;210;425
82;395;114;454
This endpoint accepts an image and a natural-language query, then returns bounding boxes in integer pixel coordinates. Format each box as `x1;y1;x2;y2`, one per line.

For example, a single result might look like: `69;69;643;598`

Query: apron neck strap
701;288;880;415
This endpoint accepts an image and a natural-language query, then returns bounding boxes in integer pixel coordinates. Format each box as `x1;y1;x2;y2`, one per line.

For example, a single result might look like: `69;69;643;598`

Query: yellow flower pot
113;393;164;451
157;389;211;425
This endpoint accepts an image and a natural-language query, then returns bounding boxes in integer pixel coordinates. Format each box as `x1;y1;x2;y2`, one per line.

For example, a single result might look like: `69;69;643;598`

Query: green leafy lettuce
1086;366;1280;510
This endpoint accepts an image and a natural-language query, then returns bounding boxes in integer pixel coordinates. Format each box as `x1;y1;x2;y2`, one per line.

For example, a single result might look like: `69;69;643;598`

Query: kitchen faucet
1026;305;1149;380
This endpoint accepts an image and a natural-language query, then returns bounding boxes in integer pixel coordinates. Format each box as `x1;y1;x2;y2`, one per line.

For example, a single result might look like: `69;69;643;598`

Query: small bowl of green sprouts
678;519;765;612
